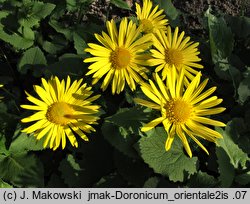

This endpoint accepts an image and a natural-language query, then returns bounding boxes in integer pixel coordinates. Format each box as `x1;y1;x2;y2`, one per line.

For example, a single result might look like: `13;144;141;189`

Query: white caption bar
0;188;249;204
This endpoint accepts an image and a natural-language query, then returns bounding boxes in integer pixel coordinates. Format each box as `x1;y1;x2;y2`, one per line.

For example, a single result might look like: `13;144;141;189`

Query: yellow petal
141;117;164;132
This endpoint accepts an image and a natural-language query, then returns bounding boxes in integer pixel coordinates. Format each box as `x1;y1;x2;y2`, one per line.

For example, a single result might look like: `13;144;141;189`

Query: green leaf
0;22;34;50
22;27;35;41
0;11;36;49
153;0;179;20
110;0;131;10
66;0;77;12
49;20;73;40
235;171;250;185
18;46;47;74
59;154;82;186
216;127;249;169
206;9;234;63
105;107;149;135
102;107;149;157
226;16;250;38
187;171;218;187
39;33;68;55
59;154;87;187
19;2;56;28
102;122;139;158
143;177;160;188
0;133;8;155
45;54;84;78
0;124;44;187
214;60;242;89
224;118;250;155
42;40;65;55
238;75;250;104
0;152;44;187
9;127;45;153
225;118;247;140
73;32;87;55
216;147;235;187
0;178;12;188
139;127;197;182
59;152;109;187
65;0;93;12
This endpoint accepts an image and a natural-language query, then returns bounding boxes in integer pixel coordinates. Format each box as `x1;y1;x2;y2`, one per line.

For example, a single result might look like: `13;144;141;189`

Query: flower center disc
140;19;153;33
165;49;183;68
111;47;131;69
165;99;192;123
46;102;74;125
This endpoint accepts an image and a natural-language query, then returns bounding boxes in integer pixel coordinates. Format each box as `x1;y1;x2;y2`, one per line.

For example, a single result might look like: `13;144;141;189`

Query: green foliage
0;0;55;50
216;126;249;169
154;0;179;21
0;153;44;187
104;107;149;135
102;122;139;158
59;154;82;187
0;26;34;50
66;0;93;12
238;74;250;104
73;32;87;55
205;8;243;89
215;119;250;187
206;9;234;63
8;130;45;153
226;16;250;38
235;171;250;185
49;20;73;40
139;127;198;182
102;107;149;157
45;54;84;78
110;0;131;10
0;178;13;188
0;124;44;187
187;171;218;187
143;177;160;188
18;1;56;28
18;46;47;74
216;147;235;187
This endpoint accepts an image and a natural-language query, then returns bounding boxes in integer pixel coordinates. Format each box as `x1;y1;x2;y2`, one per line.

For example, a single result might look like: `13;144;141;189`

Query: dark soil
172;0;249;32
173;0;248;17
87;0;249;33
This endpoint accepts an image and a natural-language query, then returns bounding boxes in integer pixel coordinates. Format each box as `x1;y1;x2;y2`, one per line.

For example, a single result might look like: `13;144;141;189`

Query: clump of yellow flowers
21;0;225;156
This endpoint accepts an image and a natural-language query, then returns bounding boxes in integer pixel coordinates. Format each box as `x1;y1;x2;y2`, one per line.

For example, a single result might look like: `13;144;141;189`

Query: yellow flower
21;76;100;150
135;0;168;33
148;26;203;81
135;68;226;157
84;17;152;94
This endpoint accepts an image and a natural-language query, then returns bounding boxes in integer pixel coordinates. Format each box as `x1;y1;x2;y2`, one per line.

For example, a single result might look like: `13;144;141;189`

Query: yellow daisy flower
135;68;226;157
21;76;101;150
84;17;152;94
135;0;168;33
148;26;203;81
